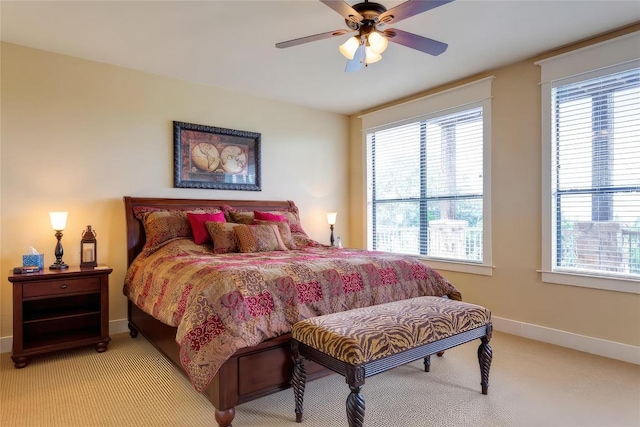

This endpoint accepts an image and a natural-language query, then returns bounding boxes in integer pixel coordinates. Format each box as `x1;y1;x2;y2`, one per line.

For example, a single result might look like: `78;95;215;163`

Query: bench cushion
292;296;491;365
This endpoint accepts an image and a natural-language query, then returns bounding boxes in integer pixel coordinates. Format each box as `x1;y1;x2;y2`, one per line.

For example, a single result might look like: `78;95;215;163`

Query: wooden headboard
123;196;296;267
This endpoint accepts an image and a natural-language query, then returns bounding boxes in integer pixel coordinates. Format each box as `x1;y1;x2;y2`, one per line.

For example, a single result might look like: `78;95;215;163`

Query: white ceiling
1;1;639;115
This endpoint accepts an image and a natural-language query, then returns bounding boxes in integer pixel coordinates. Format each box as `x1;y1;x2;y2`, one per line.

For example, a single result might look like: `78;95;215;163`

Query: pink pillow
254;210;286;222
187;212;225;244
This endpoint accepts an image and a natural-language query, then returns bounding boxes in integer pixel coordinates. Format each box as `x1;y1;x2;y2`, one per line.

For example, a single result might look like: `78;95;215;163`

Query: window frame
361;77;494;276
537;32;640;294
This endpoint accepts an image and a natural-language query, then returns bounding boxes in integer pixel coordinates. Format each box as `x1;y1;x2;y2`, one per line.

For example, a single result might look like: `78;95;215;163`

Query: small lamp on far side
49;212;69;270
327;212;337;247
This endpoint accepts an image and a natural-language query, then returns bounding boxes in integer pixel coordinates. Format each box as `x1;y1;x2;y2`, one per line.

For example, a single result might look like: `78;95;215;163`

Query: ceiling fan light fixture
339;36;360;59
365;46;382;64
367;31;388;54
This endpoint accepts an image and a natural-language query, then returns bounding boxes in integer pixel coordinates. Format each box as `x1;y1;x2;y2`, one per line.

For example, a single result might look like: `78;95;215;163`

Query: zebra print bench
291;296;493;427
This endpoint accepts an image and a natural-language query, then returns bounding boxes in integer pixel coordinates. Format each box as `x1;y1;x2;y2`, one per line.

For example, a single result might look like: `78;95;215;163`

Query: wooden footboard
128;300;329;426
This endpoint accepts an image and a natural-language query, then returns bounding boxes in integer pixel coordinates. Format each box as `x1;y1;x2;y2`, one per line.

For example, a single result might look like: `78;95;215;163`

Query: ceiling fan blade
320;0;364;24
345;45;365;73
384;28;448;56
378;0;454;25
276;29;350;49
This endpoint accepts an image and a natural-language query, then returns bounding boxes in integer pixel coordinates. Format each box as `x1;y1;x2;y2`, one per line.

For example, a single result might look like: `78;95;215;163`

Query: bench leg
346;385;365;427
292;342;307;422
423;355;431;372
478;323;493;395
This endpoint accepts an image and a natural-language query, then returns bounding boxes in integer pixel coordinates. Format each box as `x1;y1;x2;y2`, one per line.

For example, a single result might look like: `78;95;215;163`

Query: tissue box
23;254;44;270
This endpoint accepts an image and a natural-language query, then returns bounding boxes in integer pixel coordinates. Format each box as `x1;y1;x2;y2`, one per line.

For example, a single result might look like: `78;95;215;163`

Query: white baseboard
0;318;130;354
2;317;638;365
492;316;640;365
109;318;130;335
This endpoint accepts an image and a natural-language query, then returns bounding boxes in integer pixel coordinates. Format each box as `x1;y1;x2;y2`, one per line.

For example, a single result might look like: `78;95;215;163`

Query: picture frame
173;121;261;191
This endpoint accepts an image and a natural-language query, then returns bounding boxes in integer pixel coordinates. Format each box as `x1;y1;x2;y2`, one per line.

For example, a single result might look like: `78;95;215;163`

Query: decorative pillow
292;233;323;248
133;206;166;220
134;207;226;253
224;208;254;224
223;204;311;242
139;210;192;253
270;206;309;236
254;220;297;250
187;212;225;244
233;224;288;253
254;210;286;222
206;222;240;254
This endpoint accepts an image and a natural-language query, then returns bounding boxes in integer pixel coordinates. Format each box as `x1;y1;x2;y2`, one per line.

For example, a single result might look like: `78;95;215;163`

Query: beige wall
0;42;349;338
349;30;640;347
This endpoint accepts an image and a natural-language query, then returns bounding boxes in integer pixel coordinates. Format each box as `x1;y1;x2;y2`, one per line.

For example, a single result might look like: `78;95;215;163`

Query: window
538;32;640;293
361;78;493;275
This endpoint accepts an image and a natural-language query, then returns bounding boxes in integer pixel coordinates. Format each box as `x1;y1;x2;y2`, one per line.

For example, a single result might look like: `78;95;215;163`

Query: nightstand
9;265;112;368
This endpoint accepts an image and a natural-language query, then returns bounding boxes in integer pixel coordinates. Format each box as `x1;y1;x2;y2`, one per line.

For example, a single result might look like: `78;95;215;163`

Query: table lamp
49;212;69;270
327;212;337;247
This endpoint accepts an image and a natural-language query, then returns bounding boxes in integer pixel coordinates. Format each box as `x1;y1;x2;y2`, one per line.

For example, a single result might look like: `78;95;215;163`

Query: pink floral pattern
380;267;399;285
124;240;461;392
245;292;275;317
341;272;364;293
296;281;323;304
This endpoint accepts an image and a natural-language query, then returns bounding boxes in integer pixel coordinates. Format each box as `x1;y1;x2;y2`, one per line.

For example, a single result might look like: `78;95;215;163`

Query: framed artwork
174;121;261;191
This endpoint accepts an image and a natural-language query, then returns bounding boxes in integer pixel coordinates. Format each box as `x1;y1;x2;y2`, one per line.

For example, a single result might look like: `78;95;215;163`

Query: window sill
418;258;494;276
540;270;640;294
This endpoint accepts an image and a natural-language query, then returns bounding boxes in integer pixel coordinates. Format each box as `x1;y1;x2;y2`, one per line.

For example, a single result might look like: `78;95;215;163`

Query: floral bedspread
123;238;461;392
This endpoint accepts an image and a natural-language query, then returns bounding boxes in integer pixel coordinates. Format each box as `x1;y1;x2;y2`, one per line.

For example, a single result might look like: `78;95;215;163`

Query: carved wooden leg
292;344;307;423
128;322;138;338
478;323;493;395
346;385;365;427
345;365;365;427
214;407;235;427
436;351;445;357
95;340;109;353
12;355;29;369
423;355;431;372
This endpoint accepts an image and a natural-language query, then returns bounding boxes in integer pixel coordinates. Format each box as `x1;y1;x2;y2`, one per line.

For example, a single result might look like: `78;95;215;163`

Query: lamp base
49;262;69;270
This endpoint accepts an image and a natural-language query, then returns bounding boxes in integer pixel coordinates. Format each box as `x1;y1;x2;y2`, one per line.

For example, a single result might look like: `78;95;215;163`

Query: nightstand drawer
23;277;100;298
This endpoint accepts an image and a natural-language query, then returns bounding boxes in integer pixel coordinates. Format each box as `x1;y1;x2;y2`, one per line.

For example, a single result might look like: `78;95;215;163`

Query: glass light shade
339;37;360;60
327;212;337;226
368;31;388;54
49;212;68;231
365;47;382;64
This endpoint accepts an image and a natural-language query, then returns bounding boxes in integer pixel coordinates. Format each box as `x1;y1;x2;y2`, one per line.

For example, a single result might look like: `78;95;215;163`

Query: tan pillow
254;220;297;250
206;222;240;254
133;206;224;253
138;211;191;253
225;209;254;224
233;224;288;253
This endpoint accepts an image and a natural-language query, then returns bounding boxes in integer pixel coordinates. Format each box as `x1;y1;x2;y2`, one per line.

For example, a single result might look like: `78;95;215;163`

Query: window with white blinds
366;104;485;264
551;66;640;278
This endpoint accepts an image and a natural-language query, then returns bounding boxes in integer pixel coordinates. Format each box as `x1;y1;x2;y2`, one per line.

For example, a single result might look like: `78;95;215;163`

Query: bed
123;196;462;427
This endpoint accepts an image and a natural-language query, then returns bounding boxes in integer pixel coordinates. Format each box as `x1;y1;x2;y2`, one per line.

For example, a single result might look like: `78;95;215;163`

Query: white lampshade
365;47;382;64
49;212;68;231
368;31;388;54
327;212;337;226
339;37;360;60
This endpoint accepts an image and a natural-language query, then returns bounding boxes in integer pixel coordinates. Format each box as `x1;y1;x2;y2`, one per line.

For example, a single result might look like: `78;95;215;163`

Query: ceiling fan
275;0;454;72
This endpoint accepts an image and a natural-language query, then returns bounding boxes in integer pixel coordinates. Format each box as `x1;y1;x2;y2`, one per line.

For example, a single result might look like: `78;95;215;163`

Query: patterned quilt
123;238;461;392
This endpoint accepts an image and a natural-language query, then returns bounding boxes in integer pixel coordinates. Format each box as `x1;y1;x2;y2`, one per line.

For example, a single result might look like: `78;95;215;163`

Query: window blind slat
551;67;640;277
366;105;484;262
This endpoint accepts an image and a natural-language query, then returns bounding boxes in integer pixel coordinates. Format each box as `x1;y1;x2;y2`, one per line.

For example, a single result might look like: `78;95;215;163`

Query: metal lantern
80;225;97;268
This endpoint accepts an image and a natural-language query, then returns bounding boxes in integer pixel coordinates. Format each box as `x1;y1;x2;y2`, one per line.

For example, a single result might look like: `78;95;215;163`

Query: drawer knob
60;284;67;289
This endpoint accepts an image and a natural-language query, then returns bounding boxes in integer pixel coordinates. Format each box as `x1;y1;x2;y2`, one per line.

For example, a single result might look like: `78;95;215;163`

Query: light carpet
1;331;638;427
